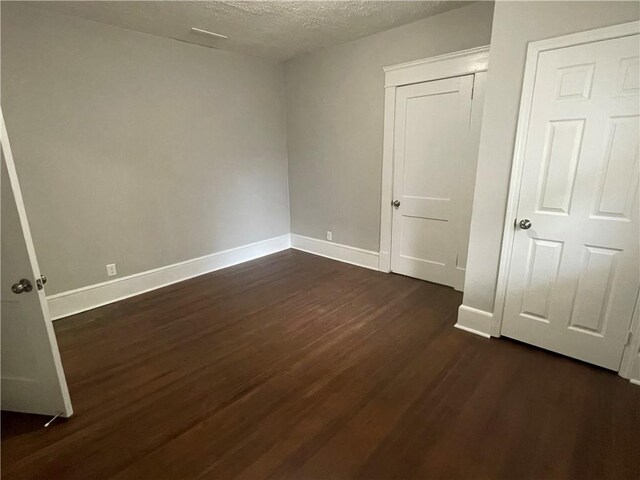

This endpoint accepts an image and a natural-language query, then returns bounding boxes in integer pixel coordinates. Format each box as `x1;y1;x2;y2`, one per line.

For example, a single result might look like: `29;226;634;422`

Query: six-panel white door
391;75;478;288
502;34;640;370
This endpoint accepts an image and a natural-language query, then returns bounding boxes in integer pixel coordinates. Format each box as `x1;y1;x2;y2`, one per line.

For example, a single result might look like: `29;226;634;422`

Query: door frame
379;46;489;274
492;21;640;380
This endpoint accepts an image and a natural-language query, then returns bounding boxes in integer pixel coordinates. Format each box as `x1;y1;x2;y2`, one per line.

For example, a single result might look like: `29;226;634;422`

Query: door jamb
378;46;489;273
491;21;640;382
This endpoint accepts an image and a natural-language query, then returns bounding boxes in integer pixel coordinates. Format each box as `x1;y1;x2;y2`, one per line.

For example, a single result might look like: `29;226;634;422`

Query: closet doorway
379;47;488;291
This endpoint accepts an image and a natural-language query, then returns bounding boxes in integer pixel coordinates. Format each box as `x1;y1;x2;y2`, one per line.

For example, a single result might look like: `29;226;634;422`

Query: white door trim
492;21;640;381
379;46;489;273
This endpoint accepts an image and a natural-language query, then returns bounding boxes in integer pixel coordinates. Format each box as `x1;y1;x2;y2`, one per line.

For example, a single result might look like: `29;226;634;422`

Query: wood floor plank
2;249;639;479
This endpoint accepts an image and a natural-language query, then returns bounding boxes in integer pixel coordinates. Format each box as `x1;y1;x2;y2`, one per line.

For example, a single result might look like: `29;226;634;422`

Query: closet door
390;74;476;288
501;34;639;370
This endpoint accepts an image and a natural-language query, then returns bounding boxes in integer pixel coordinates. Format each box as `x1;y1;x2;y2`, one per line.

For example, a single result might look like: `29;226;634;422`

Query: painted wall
1;4;290;295
462;1;640;321
284;2;494;252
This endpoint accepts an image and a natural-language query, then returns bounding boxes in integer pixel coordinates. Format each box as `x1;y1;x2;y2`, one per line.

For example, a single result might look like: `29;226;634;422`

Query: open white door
1;108;73;417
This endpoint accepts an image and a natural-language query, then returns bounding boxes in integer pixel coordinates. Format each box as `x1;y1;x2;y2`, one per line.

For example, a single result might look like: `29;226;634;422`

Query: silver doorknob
519;219;532;230
393;200;401;208
11;279;33;294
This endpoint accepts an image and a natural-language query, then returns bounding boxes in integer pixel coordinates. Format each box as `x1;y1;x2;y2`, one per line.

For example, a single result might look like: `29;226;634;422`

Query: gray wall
284;2;494;251
1;3;290;294
462;1;640;316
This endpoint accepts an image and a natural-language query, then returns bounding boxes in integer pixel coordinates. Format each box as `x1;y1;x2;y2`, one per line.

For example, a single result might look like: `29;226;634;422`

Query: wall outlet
326;231;333;241
106;263;117;277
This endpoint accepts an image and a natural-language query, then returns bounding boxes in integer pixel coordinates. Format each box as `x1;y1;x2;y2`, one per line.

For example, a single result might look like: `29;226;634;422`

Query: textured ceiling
28;1;472;60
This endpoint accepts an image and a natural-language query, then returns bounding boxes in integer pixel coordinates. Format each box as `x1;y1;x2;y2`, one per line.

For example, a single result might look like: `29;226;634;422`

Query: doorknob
518;219;532;230
11;279;33;294
393;200;401;208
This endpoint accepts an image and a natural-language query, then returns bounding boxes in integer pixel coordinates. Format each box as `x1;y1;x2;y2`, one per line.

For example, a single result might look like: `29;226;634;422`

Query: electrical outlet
326;231;333;241
106;263;117;277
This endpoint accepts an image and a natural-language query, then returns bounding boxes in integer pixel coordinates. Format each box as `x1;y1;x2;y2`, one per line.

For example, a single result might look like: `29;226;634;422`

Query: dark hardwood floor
2;249;639;479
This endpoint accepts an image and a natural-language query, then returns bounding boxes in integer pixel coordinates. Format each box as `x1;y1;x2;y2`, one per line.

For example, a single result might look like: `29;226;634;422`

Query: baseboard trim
453;323;491;339
290;234;379;271
455;304;494;338
47;234;291;320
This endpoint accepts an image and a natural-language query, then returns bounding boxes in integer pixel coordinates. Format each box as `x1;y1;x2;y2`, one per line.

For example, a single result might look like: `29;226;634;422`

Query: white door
502;34;639;370
391;74;484;289
1;109;73;417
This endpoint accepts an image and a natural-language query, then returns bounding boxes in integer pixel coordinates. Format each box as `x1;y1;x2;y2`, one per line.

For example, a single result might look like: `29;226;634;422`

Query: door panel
594;116;639;219
390;75;475;287
502;34;639;370
520;238;564;321
568;245;619;334
1;110;73;417
536;119;584;215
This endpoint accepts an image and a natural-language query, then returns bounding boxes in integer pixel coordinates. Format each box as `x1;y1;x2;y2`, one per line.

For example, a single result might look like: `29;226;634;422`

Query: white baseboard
455;304;494;338
453;323;491;339
47;234;291;320
290;234;379;271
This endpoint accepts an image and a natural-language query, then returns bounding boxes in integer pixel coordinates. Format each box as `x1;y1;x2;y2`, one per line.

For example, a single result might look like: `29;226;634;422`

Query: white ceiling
28;1;472;61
